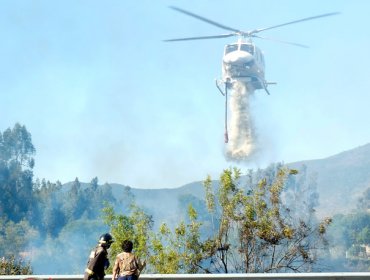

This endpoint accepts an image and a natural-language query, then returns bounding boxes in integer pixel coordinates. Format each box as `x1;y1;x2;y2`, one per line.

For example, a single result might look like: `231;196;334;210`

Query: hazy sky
1;1;369;189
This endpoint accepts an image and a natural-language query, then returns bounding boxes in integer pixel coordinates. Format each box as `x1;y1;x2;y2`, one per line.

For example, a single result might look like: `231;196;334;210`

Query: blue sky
1;0;369;189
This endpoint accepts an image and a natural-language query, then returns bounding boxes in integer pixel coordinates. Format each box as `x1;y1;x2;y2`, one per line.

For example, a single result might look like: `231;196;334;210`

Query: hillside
288;143;370;216
109;181;209;228
39;143;370;274
79;143;370;222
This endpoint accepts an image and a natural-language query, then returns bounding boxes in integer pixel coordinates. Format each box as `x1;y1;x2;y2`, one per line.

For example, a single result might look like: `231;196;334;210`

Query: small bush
0;255;32;275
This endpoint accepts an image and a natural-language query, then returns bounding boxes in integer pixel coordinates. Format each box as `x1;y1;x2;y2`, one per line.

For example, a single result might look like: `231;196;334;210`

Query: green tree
0;217;38;258
0;255;32;275
149;205;213;273
327;186;370;271
329;186;370;249
82;177;116;219
102;201;153;273
203;166;332;273
63;177;87;221
358;187;370;212
34;179;67;237
328;208;370;271
102;165;331;274
148;223;181;273
0;123;35;222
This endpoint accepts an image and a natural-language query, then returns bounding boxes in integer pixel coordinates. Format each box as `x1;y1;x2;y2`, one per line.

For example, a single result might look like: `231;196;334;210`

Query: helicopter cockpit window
240;44;254;54
225;44;238;54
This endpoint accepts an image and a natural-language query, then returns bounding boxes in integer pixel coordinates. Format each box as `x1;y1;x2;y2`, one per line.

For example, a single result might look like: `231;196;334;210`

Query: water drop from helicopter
164;6;339;160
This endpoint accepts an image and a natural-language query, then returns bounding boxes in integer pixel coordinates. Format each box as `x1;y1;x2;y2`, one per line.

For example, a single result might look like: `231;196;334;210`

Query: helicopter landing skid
215;78;231;96
216;77;273;95
260;78;271;95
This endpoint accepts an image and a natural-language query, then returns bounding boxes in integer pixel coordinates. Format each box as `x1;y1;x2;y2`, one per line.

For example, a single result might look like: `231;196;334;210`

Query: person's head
121;240;133;253
99;233;115;248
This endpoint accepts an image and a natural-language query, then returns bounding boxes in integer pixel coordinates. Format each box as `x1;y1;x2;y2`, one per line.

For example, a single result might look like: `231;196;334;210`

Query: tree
102;164;332;274
329;187;370;248
103;193;211;273
0;123;35;222
203;165;332;273
357;187;370;212
64;178;86;221
0;217;38;258
0;255;32;275
82;177;116;219
32;179;67;237
328;186;370;272
102;201;153;274
0;123;35;168
149;205;213;273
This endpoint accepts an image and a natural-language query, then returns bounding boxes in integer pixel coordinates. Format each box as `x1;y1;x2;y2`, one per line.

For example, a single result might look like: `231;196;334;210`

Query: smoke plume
226;81;255;161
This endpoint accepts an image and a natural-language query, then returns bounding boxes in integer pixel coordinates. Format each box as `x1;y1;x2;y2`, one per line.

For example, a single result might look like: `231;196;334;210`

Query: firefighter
84;233;115;280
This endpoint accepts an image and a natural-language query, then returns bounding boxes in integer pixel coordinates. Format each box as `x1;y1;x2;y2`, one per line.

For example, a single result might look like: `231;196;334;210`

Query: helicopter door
253;47;264;68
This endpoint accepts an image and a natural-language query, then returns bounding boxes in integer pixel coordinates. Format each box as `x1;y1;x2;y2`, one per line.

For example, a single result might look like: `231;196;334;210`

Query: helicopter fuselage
166;6;339;96
222;41;266;90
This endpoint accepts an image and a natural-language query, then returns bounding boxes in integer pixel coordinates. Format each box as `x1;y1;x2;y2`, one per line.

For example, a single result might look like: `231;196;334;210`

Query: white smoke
225;81;255;161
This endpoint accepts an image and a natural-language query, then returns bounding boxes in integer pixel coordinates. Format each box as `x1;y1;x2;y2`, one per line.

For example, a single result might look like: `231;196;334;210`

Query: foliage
327;187;370;272
329;201;370;248
0;123;35;222
32;179;67;237
103;200;211;274
102;202;153;274
0;122;119;274
202;165;332;273
1;123;367;274
149;205;214;273
29;219;108;274
0;255;32;275
0;124;38;273
101;164;330;274
357;187;370;211
0;218;39;258
31;177;117;238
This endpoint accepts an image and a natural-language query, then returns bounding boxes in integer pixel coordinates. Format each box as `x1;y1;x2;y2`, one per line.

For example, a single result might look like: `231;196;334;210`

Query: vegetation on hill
326;187;370;271
103;166;332;273
0;123;369;273
288;143;370;217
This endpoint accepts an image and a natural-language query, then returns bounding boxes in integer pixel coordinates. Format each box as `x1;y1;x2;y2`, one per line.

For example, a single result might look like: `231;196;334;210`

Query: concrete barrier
0;273;369;280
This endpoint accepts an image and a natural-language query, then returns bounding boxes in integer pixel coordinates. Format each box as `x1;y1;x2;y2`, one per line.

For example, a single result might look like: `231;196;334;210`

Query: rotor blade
164;33;235;42
252;34;309;48
252;12;340;34
169;6;241;33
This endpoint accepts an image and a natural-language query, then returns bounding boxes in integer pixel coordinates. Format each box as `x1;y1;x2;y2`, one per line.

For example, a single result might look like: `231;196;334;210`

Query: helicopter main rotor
164;6;340;47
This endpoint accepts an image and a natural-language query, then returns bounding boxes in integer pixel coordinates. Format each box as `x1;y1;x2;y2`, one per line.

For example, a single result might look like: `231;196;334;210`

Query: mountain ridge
64;142;370;220
287;143;370;216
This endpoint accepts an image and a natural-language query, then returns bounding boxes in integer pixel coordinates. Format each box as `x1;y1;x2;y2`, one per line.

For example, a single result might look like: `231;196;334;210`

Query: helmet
99;233;115;247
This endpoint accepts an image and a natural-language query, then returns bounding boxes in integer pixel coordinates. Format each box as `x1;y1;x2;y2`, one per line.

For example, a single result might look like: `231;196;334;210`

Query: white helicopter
164;7;339;143
165;7;339;95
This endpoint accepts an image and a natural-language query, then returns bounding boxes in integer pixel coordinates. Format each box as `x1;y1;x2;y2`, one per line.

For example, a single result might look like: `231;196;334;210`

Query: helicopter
164;7;339;143
164;6;339;95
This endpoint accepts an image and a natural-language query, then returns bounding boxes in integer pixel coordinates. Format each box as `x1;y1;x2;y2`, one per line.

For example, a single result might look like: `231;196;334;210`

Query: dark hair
121;240;133;253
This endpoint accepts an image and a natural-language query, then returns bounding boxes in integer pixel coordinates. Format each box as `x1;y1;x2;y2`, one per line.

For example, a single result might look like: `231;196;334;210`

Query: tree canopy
103;165;332;273
0;123;35;222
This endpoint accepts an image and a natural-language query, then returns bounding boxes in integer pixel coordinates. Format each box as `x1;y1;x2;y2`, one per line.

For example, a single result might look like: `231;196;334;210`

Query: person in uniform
84;233;115;280
111;240;146;280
